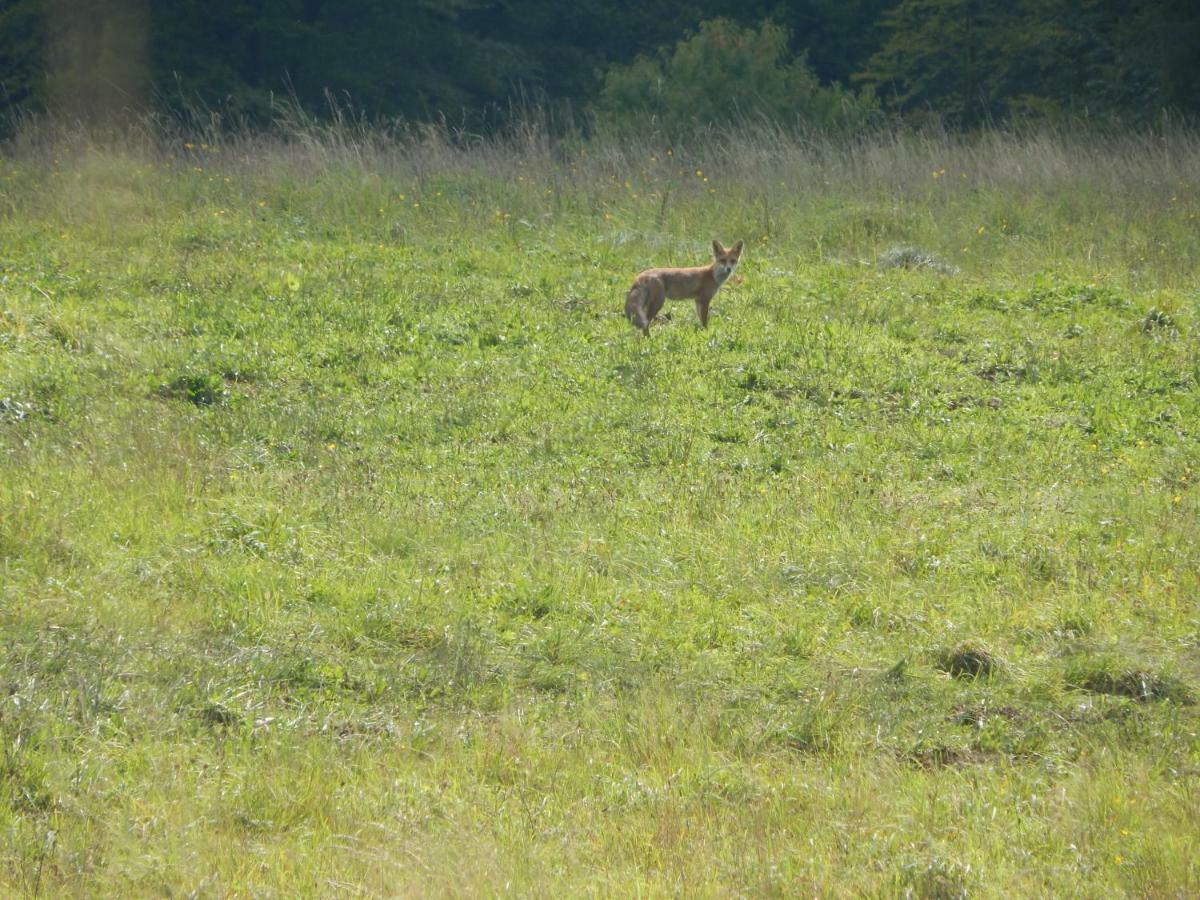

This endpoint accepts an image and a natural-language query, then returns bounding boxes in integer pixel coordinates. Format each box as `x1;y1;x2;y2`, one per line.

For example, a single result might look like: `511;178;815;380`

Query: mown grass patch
1;124;1198;894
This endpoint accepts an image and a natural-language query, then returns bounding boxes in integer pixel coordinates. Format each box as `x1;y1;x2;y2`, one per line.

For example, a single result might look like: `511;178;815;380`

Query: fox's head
712;239;744;282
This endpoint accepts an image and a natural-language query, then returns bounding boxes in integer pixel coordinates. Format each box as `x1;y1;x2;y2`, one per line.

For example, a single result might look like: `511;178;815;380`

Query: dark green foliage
597;19;878;133
149;0;532;122
0;0;43;112
859;0;1200;125
1;0;1197;130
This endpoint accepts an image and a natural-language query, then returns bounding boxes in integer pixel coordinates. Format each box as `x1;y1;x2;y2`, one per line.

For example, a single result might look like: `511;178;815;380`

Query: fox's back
634;265;712;299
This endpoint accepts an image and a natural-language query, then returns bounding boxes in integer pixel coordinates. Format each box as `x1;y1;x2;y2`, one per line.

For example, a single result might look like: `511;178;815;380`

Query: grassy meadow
1;120;1199;896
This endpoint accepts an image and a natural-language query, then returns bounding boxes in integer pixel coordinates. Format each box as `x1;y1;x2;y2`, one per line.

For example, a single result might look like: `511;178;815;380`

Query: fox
624;239;744;336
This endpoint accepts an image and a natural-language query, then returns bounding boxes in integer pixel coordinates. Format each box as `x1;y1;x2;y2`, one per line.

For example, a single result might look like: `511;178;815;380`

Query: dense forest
1;0;1198;132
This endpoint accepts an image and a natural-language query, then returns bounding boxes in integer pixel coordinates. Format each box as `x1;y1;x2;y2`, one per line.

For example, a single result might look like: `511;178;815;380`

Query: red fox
624;240;744;336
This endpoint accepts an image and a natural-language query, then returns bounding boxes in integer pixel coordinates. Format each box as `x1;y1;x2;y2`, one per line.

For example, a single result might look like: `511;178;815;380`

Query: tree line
1;0;1196;133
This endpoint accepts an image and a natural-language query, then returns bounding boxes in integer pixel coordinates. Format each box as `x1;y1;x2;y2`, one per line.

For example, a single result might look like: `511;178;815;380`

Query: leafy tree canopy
1;0;1196;131
597;19;877;133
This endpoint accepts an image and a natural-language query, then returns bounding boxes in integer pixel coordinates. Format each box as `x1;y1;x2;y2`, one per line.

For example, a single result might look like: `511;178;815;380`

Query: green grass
1;123;1198;896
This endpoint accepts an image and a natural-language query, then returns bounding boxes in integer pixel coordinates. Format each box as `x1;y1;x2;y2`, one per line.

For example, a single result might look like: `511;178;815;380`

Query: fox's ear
732;239;744;255
712;239;723;258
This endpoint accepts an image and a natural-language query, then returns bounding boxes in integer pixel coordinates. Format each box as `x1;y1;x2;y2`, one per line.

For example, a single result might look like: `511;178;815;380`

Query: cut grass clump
949;702;1021;728
196;702;242;729
936;642;1000;680
897;855;975;899
1066;655;1194;703
157;371;229;406
1139;307;1176;334
0;396;33;423
877;245;960;275
907;745;995;770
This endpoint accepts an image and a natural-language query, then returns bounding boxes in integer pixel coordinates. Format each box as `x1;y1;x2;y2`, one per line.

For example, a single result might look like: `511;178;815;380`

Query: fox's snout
714;256;739;281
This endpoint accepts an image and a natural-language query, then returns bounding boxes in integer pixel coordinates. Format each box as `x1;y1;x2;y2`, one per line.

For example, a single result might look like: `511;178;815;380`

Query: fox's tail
624;284;650;336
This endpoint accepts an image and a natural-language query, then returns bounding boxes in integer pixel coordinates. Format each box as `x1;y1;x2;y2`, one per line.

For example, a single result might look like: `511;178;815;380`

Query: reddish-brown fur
625;240;743;336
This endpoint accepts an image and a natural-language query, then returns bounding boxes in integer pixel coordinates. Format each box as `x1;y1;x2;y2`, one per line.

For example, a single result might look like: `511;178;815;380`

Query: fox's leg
644;282;667;335
625;285;649;334
695;297;711;328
